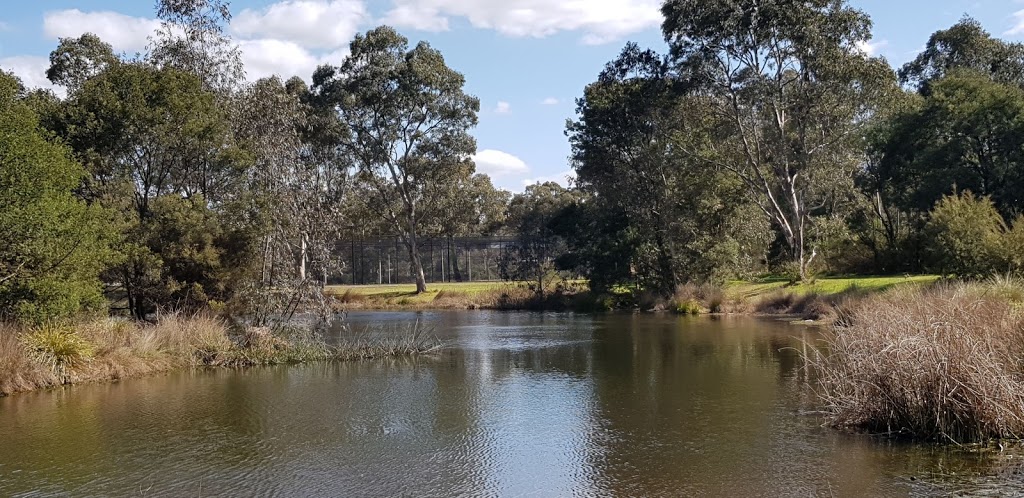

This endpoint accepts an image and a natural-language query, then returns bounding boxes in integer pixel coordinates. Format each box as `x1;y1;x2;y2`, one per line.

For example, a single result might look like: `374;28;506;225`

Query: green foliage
310;26;481;293
673;300;702;315
870;71;1024;220
661;0;898;281
925;192;1009;277
502;182;582;295
899;17;1024;92
46;33;118;93
0;71;117;323
565;44;771;294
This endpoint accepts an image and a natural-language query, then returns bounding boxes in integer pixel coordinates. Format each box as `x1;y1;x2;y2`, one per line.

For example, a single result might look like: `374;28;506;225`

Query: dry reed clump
335;321;444;360
670;283;726;314
1;312;447;397
809;284;1024;443
336;289;368;304
431;290;477;309
0;324;56;396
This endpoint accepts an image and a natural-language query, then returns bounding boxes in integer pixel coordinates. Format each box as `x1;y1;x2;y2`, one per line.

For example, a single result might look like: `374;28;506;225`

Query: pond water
1;312;1022;497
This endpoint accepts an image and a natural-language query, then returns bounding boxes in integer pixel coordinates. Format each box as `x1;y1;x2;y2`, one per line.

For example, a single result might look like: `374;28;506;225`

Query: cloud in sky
43;9;160;53
542;97;559;105
494;101;511;114
32;2;368;85
381;0;661;45
523;170;576;189
473;149;529;177
232;0;366;49
855;39;889;56
0;55;63;96
1007;9;1024;37
15;0;662;90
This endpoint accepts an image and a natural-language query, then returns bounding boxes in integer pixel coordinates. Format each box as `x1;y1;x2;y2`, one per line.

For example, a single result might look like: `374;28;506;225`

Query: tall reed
809;282;1024;442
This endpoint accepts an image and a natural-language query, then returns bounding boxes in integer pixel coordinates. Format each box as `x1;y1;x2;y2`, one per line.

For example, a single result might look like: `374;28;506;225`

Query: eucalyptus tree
568;43;771;293
46;33;119;94
234;76;349;291
900;18;1024;92
149;0;244;93
661;0;896;280
309;26;480;294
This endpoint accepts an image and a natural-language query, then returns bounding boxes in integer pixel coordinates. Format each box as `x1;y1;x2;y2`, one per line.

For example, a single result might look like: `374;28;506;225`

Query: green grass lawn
326;281;511;304
328;275;940;305
725;275;940;300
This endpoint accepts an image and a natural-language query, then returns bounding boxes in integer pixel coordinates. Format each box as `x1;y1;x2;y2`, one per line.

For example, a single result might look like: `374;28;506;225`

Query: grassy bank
0;315;441;398
327;275;939;317
808;278;1024;443
328;281;595;311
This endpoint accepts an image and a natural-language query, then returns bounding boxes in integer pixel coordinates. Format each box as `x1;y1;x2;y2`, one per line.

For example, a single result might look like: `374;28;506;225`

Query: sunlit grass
725;275;940;300
327;281;509;300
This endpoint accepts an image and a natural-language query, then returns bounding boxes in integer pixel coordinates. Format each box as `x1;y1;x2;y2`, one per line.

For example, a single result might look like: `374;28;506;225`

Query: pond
1;312;1021;496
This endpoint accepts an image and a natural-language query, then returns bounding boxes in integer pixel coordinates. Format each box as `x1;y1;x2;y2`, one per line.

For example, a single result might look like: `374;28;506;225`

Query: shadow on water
1;311;1023;496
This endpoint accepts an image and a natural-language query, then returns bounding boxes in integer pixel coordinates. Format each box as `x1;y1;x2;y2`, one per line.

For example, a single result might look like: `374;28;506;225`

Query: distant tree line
544;4;1024;295
0;0;518;323
5;0;1024;324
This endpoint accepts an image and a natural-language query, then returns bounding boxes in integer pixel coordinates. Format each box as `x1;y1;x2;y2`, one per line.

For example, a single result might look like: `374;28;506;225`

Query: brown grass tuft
671;283;726;314
0;324;56;396
808;283;1024;443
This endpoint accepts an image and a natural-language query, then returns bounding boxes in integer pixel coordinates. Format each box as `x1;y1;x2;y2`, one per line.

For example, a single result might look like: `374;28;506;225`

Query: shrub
673;299;702;315
925;192;1008;277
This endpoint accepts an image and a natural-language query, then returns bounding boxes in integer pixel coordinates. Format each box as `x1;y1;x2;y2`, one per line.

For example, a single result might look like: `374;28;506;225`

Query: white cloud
38;3;362;84
381;0;661;45
494;101;511;114
855;39;889;56
522;169;576;189
473;149;529;177
233;0;366;50
380;4;449;32
238;39;322;81
0;56;64;97
43;9;160;53
1007;9;1024;37
541;97;559;105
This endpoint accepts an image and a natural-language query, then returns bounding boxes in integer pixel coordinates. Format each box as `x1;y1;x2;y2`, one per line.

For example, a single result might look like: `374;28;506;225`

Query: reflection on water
1;312;1023;496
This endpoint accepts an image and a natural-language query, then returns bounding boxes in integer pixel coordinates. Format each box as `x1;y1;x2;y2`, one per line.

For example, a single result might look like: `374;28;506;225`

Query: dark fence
333;236;521;285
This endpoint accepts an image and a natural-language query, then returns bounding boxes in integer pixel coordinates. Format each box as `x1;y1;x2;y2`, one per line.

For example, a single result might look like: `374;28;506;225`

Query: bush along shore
806;277;1024;443
0;314;442;398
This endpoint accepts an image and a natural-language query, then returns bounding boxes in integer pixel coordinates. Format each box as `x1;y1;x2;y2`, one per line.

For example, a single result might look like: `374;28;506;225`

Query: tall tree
60;62;240;318
46;33;119;94
309;26;480;294
0;71;115;323
900;18;1024;92
149;0;244;92
568;44;771;293
661;0;896;280
234;76;349;291
868;69;1024;219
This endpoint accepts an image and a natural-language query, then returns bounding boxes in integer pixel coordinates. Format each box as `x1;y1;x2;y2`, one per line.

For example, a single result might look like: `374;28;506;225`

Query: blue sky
1;0;1022;192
